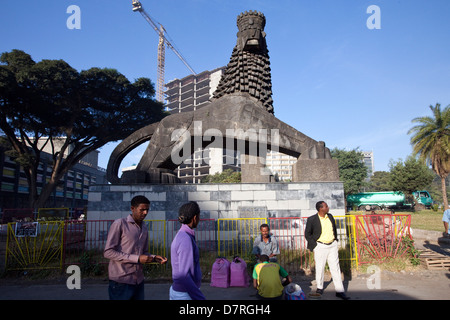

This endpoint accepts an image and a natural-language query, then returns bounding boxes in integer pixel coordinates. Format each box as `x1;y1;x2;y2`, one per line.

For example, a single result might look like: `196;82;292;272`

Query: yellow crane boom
132;0;196;103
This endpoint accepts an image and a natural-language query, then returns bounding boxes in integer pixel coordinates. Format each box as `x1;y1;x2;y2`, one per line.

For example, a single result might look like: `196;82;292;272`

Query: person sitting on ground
252;224;280;262
252;254;292;300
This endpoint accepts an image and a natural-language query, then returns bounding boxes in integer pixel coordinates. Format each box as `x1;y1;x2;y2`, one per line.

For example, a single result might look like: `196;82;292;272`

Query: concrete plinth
87;182;345;221
240;154;273;183
292;159;340;182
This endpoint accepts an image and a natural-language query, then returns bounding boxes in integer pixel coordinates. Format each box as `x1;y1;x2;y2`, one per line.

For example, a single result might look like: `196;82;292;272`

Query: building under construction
165;67;225;114
163;68;301;183
161;67;241;183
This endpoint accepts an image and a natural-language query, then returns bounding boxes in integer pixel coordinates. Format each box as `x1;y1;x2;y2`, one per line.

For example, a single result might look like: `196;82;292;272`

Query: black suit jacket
305;213;338;251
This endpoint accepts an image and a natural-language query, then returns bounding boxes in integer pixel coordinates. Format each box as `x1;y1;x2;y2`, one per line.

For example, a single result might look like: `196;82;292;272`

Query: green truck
346;190;433;211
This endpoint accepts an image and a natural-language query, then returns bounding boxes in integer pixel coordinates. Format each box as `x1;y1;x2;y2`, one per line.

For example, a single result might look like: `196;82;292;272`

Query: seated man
252;255;292;300
252;224;280;262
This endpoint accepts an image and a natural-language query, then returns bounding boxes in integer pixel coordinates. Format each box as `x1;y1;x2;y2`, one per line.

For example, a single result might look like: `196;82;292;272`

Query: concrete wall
87;182;345;221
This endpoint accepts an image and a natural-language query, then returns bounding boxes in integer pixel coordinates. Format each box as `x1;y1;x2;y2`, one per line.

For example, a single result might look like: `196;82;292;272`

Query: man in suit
305;201;350;300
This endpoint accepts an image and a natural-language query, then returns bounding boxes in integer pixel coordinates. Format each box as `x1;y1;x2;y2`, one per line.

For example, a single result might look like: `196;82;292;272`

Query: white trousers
313;241;345;293
169;286;192;300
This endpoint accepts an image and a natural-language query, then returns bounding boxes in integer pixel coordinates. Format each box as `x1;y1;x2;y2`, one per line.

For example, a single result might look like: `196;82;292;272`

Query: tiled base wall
87;182;345;221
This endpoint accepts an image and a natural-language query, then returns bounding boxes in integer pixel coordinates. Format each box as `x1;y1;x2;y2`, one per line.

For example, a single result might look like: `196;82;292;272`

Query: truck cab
412;190;433;208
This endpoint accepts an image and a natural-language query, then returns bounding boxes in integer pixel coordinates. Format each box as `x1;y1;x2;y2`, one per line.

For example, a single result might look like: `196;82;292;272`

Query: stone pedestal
120;169;179;184
87;181;345;221
240;154;273;183
292;159;339;182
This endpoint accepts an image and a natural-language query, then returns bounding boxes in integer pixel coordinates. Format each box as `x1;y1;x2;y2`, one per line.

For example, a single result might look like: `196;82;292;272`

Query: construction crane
132;0;196;103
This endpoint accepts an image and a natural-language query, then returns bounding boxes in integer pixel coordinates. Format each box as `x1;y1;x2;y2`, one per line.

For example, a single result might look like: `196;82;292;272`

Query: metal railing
2;214;412;273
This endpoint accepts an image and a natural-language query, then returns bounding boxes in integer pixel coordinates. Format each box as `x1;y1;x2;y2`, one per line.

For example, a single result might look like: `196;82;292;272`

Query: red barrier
63;220;113;267
60;214;412;271
167;218;217;253
354;214;412;264
267;217;311;273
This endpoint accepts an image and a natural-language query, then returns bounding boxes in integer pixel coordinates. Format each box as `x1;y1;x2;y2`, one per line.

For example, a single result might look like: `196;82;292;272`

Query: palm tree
408;103;450;210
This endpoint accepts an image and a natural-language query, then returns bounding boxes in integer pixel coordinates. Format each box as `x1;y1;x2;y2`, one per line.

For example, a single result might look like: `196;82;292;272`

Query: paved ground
0;237;449;301
0;269;449;301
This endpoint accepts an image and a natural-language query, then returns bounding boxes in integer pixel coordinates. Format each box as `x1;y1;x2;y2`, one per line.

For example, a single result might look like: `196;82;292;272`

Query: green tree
428;174;450;208
389;156;435;208
0;50;167;208
331;148;368;196
367;171;392;192
202;169;241;183
408;103;450;209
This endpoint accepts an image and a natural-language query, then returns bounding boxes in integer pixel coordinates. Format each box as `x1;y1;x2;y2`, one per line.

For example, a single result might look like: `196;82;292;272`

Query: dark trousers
108;280;145;300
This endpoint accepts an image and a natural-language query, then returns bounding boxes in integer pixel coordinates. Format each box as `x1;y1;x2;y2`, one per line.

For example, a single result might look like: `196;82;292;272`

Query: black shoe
336;292;350;300
316;289;324;295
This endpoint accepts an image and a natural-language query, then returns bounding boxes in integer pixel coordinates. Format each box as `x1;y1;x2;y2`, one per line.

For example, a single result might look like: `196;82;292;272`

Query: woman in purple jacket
170;201;206;300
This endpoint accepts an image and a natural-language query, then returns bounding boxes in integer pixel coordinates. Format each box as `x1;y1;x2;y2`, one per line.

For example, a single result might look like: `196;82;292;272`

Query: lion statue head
212;11;274;114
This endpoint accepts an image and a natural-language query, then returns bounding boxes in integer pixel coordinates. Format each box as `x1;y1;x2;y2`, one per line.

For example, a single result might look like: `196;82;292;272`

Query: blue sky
1;0;450;174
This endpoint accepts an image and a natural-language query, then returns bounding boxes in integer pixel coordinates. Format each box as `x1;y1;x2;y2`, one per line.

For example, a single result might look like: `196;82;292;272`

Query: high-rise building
164;67;240;183
363;151;375;178
265;150;297;181
165;68;313;183
165;67;225;114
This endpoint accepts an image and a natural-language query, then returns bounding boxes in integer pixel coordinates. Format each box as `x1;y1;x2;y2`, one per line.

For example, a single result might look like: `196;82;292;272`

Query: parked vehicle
346;190;433;211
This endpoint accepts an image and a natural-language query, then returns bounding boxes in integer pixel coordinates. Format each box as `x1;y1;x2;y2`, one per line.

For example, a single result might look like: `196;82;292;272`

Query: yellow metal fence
5;221;65;271
3;215;411;273
217;218;268;258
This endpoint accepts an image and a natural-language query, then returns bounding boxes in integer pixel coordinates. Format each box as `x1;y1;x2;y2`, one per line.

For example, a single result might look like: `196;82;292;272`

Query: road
0;267;449;301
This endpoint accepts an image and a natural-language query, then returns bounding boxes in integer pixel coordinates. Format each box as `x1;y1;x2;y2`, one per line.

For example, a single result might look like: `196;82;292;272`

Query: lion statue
106;11;338;184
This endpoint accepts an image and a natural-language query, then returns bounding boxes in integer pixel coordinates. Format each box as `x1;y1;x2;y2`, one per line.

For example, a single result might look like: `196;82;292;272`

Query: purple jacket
170;224;205;300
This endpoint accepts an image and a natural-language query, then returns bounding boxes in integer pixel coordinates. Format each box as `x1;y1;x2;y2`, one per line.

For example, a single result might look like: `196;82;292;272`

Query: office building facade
363;151;375;179
0;146;107;210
